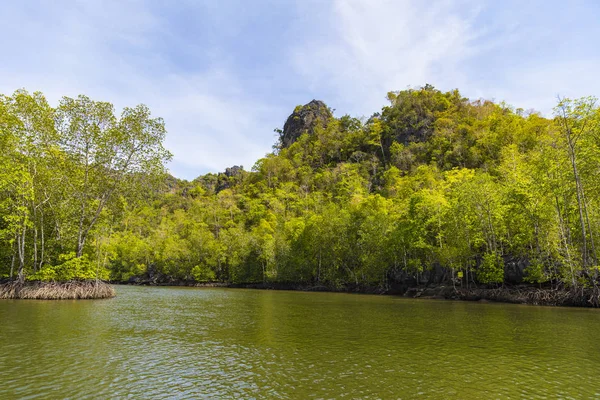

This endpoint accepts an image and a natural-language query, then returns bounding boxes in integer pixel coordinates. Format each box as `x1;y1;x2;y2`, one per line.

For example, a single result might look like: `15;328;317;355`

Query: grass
0;280;116;300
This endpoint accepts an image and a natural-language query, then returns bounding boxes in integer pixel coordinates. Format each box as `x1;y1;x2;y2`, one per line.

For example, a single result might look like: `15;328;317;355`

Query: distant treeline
2;86;600;290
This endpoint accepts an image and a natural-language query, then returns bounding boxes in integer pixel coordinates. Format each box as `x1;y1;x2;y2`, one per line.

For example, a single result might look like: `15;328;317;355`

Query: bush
191;264;216;282
523;259;548;284
28;253;109;282
478;252;504;284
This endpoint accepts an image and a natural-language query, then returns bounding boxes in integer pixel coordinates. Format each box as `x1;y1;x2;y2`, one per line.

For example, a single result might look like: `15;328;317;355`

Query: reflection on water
1;286;600;399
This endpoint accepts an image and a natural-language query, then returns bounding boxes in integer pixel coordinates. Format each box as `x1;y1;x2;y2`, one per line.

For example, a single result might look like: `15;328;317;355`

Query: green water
1;286;600;399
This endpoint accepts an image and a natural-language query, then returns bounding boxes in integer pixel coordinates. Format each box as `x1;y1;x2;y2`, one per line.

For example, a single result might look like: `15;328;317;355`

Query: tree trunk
10;243;15;280
559;102;591;274
17;224;26;284
39;209;45;270
33;203;38;272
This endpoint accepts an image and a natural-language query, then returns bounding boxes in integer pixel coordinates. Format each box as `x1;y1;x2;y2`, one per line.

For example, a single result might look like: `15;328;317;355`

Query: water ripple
1;287;600;399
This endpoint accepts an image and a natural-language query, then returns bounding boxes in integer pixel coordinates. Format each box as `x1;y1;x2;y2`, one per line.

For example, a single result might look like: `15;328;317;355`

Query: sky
1;0;599;180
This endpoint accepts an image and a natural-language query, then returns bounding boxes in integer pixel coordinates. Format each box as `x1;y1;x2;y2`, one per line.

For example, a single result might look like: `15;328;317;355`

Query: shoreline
116;280;600;308
0;280;116;300
4;278;597;307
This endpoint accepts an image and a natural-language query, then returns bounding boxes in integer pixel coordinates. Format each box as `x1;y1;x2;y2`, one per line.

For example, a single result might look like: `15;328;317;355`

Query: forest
1;86;600;292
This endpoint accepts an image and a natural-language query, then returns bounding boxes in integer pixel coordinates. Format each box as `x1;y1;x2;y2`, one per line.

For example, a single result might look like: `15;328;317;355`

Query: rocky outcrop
224;165;244;178
280;100;332;148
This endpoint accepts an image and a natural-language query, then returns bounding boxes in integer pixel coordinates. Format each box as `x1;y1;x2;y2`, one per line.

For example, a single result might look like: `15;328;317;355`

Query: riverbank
118;279;600;308
0;281;116;300
407;285;600;307
235;283;600;307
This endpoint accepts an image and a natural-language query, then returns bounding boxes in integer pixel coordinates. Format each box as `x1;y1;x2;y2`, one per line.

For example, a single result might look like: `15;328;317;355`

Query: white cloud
290;0;600;116
2;0;599;180
492;60;600;117
291;0;482;116
0;1;280;179
155;72;277;172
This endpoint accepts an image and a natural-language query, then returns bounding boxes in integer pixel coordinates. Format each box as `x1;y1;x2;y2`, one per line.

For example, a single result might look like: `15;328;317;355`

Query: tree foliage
2;86;600;291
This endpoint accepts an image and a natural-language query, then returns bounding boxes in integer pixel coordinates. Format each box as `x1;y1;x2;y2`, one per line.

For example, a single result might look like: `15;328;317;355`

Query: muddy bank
428;285;600;308
233;283;600;307
120;278;229;288
120;279;393;293
0;280;115;300
118;279;600;307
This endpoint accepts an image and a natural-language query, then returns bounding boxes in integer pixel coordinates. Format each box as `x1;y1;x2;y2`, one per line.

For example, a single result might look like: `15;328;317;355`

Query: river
1;285;599;398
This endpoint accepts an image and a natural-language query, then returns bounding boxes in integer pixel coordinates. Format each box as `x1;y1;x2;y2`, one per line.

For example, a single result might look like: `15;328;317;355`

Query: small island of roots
0;281;115;300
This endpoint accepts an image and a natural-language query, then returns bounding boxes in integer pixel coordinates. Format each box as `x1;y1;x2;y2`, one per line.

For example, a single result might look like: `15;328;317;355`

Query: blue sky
1;0;599;180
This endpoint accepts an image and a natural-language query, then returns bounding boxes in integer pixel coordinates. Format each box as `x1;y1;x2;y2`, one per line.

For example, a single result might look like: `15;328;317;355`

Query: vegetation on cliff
2;86;600;300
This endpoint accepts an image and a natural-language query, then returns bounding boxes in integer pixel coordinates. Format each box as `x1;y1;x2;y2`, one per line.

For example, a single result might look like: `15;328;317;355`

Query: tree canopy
2;86;600;291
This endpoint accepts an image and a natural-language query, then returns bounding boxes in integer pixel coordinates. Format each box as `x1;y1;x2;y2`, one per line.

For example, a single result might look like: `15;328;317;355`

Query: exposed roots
455;286;600;307
0;281;116;300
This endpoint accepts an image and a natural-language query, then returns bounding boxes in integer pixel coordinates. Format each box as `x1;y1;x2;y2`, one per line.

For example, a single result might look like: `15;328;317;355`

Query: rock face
281;100;332;148
224;165;243;178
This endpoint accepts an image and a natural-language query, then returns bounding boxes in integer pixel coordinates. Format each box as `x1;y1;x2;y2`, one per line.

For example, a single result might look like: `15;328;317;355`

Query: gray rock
280;100;332;148
224;165;243;178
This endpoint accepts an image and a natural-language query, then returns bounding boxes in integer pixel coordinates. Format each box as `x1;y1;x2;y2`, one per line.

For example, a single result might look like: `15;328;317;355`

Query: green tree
56;96;172;257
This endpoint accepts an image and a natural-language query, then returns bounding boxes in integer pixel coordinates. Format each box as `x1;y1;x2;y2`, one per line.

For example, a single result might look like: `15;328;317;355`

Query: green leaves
478;252;504;284
0;91;171;281
86;90;600;290
3;87;600;290
28;252;108;282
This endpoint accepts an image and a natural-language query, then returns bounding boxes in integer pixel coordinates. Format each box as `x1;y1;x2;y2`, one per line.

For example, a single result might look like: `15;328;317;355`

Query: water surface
1;286;599;399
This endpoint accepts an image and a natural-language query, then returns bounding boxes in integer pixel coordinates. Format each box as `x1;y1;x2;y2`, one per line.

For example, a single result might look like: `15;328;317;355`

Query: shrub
478;252;504;284
523;259;548;284
191;264;216;282
28;253;109;282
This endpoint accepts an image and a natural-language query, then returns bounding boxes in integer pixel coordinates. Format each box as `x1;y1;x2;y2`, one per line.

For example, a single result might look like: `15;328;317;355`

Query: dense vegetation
2;86;600;292
0;91;171;283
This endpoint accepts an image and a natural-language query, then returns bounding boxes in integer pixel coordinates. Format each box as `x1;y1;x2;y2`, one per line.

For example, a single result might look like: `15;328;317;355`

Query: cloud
477;59;599;117
0;1;283;179
155;72;279;172
290;0;482;116
289;0;600;116
2;0;599;180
